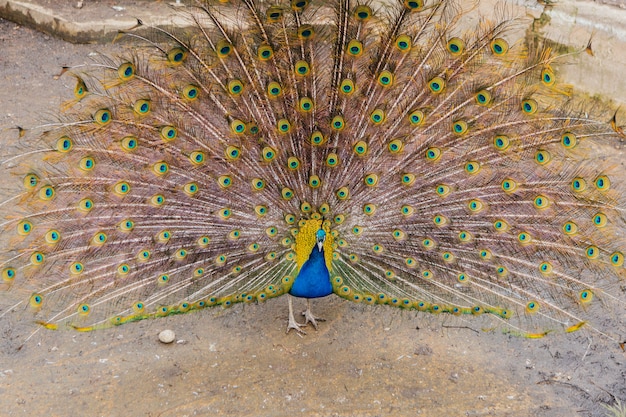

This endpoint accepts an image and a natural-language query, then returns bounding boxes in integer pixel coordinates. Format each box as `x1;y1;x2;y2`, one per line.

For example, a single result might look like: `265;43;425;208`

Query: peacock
1;0;625;344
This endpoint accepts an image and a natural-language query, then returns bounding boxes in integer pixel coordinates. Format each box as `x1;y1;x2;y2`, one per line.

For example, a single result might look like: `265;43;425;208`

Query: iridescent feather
1;0;625;344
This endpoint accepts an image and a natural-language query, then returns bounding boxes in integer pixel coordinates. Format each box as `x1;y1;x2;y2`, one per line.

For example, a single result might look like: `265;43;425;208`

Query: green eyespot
121;136;138;151
133;99;150;115
408;110;425;126
388;139;404;154
561;132;577;149
266;6;283;22
364;173;379;187
475;90;492;106
501;178;517;193
340;79;355;95
78;198;94;212
354;141;368;156
79;156;95;171
189;151;205;166
363;203;376;216
298;24;314;39
403;0;424;11
160;126;177;142
522;99;538;115
251;178;266;191
326;153;339;167
336;187;349;200
228;79;244;96
56;136;73;152
44;229;61;244
452;120;468;135
183;182;199;196
490;38;509;56
39;185;56;201
287;156;300;170
182;84;199;100
277;119;292;133
370;109;385;125
231;119;247;135
541;68;555;86
493;135;510;151
257;44;274;61
347;39;363;57
294;60;310;76
299;97;314;112
354;5;372;20
331;115;345;131
167;48;187;64
309;175;321;188
447;37;464;56
377;70;394;87
395;34;411;51
93;109;112;126
562;221;578;235
428;77;445;94
152;161;169;176
282;187;295;200
267;81;282;98
118;62;136;80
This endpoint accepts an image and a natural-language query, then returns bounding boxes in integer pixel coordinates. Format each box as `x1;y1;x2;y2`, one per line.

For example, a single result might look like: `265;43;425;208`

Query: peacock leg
287;295;307;334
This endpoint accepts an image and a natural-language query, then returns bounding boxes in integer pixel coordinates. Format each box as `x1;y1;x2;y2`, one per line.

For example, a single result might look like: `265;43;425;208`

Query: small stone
159;329;176;344
415;345;433;356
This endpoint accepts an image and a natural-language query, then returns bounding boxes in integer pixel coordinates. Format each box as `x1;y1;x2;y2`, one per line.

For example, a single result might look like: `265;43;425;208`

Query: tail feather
0;0;624;343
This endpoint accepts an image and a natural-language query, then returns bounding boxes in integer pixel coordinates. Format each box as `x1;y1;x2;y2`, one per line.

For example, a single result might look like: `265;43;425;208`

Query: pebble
158;329;176;344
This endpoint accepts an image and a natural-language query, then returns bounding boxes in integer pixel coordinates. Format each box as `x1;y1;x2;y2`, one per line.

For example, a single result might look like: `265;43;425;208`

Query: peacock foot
301;299;325;330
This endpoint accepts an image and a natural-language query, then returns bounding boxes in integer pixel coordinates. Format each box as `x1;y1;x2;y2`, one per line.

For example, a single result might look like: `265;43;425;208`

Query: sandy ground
0;17;625;417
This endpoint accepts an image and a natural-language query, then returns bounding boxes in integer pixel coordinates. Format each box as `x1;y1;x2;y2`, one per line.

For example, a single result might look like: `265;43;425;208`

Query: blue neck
290;245;332;298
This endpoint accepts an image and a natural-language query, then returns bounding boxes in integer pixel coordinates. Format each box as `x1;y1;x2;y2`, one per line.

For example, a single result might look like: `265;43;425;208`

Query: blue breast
289;245;333;298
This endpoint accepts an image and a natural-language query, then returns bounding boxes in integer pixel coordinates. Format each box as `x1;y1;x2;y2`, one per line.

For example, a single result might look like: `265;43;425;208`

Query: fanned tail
0;0;624;344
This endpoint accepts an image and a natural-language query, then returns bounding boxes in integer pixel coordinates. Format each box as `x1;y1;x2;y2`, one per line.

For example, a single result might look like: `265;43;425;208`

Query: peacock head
295;217;334;273
316;229;326;252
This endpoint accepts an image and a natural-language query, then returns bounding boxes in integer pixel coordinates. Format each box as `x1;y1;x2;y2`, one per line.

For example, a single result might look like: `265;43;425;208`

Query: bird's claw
301;309;325;330
287;316;307;334
287;296;324;334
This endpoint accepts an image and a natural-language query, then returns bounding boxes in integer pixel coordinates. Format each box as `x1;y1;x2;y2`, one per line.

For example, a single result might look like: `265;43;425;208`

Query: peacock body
1;0;625;343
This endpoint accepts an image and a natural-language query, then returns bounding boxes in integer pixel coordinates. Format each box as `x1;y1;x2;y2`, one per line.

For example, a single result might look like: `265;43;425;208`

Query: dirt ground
0;17;625;417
